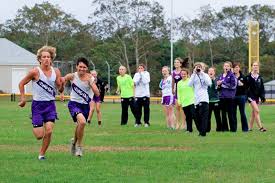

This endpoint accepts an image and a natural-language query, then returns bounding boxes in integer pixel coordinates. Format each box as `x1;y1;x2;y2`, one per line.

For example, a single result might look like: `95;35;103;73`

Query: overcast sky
0;0;274;24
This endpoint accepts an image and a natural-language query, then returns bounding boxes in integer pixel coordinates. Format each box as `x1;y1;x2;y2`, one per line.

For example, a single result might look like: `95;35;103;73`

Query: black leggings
120;97;137;125
220;98;236;132
182;104;196;132
135;97;150;124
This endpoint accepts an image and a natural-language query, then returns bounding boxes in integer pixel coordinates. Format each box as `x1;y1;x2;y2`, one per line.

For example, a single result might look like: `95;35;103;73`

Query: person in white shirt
159;66;175;129
133;64;150;127
188;62;211;136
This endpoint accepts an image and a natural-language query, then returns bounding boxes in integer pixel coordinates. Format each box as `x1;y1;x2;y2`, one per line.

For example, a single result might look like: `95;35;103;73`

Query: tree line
0;0;274;94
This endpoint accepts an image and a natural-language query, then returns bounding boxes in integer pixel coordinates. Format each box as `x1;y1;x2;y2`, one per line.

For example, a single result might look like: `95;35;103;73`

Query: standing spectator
133;64;151;127
207;67;222;132
172;58;186;130
159;66;175;129
87;70;106;126
188;62;211;136
177;68;196;132
246;61;267;132
217;61;237;132
116;66;137;126
232;63;249;132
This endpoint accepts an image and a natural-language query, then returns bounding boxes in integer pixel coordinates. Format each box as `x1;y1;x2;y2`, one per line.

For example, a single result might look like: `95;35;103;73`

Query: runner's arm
54;68;64;93
18;69;37;107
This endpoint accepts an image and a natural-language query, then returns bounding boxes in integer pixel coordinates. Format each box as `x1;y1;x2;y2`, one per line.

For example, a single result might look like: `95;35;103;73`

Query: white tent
0;38;38;93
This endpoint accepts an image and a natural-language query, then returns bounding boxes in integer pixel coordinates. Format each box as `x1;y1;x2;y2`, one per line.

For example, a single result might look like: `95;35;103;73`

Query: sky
0;0;274;24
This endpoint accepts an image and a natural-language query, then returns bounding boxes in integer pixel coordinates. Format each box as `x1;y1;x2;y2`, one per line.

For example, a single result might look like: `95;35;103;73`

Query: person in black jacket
87;70;107;126
207;67;222;132
232;62;248;132
246;62;266;132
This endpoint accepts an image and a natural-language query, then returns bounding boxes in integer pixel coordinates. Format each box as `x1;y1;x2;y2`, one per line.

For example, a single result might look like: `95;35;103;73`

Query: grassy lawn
0;98;275;183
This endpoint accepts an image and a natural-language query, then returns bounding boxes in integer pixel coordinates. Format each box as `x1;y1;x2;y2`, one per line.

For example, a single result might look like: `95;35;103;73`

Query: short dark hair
209;66;216;72
181;68;189;75
233;62;241;68
138;63;146;70
76;57;89;67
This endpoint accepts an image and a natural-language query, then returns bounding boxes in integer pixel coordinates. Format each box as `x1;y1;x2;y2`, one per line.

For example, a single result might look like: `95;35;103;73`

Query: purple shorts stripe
248;97;259;104
68;101;90;122
161;96;175;106
31;100;57;127
92;96;102;103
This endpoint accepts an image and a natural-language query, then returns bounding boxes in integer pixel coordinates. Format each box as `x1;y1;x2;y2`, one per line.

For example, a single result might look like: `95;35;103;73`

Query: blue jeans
233;95;248;132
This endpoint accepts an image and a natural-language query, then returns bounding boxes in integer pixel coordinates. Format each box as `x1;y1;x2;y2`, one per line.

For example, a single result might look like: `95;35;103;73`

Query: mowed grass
0;98;275;183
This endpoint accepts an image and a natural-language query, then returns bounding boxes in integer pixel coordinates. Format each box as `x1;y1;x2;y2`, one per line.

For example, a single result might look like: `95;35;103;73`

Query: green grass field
0;99;275;183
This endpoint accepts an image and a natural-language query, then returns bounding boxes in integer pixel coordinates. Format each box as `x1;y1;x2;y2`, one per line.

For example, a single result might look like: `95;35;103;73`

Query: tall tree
178;18;201;64
216;6;249;39
216;6;249;61
249;5;275;54
0;24;4;37
197;5;216;66
90;0;165;74
4;2;82;51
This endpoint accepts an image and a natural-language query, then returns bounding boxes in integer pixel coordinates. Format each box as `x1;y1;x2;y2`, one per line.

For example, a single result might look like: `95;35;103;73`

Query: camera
196;68;201;72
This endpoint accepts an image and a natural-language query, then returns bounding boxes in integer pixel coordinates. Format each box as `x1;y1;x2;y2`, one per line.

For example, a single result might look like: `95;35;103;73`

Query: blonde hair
251;61;260;67
37;46;56;62
193;62;202;68
224;61;232;68
162;66;170;72
194;62;207;70
90;70;97;74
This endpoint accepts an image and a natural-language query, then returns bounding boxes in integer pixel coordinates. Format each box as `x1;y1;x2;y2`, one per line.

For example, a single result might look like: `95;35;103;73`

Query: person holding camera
188;62;211;136
217;61;237;132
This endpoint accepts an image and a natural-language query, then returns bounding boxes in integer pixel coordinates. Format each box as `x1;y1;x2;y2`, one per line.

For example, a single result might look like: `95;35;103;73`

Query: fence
264;84;275;99
3;93;275;104
3;93;163;104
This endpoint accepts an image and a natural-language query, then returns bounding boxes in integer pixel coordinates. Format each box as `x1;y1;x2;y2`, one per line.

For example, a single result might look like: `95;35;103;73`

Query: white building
0;38;38;94
264;80;275;99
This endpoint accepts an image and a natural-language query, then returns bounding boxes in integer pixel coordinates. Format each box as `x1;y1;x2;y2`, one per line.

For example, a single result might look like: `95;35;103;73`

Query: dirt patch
0;144;191;152
88;146;190;152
